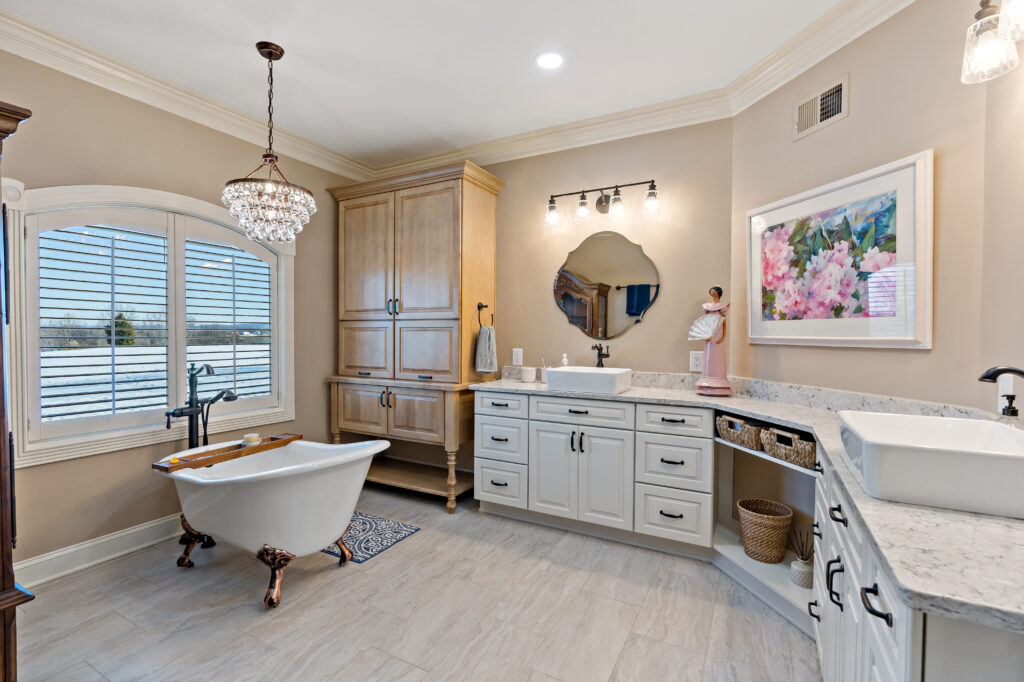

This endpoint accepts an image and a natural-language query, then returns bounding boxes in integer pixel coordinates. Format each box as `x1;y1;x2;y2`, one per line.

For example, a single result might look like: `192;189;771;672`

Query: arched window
3;182;295;466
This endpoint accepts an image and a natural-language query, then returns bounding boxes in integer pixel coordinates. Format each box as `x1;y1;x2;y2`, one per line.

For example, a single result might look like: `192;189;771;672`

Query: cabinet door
394;319;459;383
387;387;444;444
394;180;461;319
338;384;388;436
528;421;577;520
578;426;634;530
338;321;393;378
339;192;394;320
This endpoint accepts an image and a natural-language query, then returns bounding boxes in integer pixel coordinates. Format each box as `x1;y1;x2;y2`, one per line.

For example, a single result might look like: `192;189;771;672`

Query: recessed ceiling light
535;51;564;70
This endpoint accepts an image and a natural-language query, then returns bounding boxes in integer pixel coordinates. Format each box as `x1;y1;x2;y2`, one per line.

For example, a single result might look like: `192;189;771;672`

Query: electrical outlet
512;348;523;366
689;351;704;372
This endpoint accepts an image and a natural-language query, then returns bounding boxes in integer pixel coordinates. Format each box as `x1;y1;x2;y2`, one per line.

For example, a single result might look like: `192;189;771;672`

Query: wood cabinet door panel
338;321;393;378
395;320;459;383
394;181;460;319
339;192;393;320
387;388;444;444
338;385;388;436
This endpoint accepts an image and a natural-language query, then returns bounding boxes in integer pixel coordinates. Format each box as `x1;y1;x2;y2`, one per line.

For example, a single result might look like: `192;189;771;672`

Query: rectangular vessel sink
545;366;631;395
839;410;1024;519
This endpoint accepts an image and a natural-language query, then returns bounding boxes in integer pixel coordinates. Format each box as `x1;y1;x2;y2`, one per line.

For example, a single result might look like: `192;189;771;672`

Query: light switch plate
512;348;523;366
689;351;704;372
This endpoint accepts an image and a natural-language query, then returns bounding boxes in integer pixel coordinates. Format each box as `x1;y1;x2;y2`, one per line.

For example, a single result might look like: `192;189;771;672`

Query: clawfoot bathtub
155;438;389;607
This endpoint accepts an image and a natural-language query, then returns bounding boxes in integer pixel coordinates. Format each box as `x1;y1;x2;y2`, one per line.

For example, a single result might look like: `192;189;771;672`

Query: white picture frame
746;150;933;349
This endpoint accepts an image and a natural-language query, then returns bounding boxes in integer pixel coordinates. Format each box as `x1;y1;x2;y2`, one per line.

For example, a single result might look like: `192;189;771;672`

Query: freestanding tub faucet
165;363;238;448
978;366;1024;416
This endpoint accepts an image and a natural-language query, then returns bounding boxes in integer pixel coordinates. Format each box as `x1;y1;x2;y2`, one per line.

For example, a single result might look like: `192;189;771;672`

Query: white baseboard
13;514;181;588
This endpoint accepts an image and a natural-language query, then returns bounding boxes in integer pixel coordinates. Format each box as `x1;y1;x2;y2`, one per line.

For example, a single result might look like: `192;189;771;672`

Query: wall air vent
793;74;849;141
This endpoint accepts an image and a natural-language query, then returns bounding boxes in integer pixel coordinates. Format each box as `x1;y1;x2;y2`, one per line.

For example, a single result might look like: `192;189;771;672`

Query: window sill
15;406;296;468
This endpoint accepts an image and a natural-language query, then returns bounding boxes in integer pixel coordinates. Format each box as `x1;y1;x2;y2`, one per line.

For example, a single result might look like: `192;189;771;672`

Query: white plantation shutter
185;239;273;400
37;226;169;421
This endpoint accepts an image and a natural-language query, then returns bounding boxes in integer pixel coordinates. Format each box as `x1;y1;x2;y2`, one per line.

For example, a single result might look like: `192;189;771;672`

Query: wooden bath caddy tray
152;433;303;473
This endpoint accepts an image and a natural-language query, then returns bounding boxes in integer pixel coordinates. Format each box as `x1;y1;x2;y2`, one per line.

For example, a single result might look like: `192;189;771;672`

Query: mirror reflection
553;231;660;339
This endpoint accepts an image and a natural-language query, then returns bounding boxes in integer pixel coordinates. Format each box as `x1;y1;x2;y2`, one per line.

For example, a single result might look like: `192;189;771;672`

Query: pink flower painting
761;191;897;321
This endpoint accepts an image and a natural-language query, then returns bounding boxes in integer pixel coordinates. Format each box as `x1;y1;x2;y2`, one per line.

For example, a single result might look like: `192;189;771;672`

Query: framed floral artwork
746;150;933;348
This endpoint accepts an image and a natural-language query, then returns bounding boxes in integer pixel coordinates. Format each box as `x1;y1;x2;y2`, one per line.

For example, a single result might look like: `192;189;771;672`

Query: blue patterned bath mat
321;511;419;564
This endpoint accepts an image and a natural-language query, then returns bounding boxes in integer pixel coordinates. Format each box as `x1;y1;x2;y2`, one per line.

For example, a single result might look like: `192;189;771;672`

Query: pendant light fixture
961;1;1019;85
222;42;316;243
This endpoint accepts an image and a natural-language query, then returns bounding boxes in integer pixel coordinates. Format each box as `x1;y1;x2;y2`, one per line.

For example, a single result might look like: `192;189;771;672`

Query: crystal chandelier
222;42;316;243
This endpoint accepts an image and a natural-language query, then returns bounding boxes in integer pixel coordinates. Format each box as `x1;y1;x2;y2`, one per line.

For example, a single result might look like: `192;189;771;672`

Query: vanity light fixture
961;0;1019;84
222;42;317;243
999;0;1024;40
535;51;564;70
543;179;658;226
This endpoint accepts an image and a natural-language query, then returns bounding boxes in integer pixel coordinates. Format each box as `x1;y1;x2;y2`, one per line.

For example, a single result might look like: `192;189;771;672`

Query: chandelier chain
266;58;274;154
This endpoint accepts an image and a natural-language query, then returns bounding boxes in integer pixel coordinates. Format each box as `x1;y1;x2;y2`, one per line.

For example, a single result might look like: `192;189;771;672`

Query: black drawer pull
570;431;576;452
490;401;509;407
860;584;893;627
568;408;589;415
418;374;433;380
659;510;684;519
661;417;686;424
659;457;685;466
811;521;822;539
490;480;509;487
808;600;821;622
829;504;848;527
825;557;840;592
357;371;371;376
813;461;824;474
490;436;509;443
379;390;386;408
579;431;585;453
827;557;844;611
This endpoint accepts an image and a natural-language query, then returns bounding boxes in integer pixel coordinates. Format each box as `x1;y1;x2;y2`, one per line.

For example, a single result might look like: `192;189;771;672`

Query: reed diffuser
788;527;815;588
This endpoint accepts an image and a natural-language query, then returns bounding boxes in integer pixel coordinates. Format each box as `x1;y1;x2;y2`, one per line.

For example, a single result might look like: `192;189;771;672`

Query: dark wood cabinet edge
0;584;33;611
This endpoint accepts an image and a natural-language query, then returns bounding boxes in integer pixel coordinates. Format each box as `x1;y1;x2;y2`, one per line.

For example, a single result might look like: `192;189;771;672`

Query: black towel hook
477;302;493;327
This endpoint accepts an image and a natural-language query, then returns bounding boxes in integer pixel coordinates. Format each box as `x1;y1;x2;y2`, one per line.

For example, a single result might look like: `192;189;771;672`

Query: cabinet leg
332;431;341;444
446;449;457;514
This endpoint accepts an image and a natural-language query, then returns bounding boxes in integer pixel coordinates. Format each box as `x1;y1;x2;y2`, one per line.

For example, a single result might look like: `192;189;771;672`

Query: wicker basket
737;498;793;564
716;415;765;451
760;427;817;469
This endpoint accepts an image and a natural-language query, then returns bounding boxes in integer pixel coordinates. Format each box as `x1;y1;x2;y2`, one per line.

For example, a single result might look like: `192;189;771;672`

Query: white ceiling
0;0;841;168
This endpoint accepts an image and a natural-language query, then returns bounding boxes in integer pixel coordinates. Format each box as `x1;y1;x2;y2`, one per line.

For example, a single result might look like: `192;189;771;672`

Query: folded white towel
475;326;498;374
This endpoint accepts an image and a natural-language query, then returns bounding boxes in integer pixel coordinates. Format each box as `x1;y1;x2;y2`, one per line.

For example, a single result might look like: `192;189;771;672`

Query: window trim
5;181;295;468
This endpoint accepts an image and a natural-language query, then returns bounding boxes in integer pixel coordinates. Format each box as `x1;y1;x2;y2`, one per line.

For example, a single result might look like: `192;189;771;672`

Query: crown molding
0;10;375;181
0;0;918;181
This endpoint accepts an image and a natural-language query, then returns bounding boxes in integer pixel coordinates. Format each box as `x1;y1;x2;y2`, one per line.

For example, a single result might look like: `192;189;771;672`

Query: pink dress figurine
689;286;732;397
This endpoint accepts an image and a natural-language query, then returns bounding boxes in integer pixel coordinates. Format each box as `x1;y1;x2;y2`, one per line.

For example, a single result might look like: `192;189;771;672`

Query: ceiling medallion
222;41;316;243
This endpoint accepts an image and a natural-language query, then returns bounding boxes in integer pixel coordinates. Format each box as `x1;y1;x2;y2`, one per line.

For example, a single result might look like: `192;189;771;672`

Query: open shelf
366;456;473;498
712;523;812;612
714;437;819;477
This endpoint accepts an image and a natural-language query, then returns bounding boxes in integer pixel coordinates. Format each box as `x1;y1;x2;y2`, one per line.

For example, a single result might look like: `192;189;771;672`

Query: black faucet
591;343;611;368
978;366;1024;416
166;363;238;448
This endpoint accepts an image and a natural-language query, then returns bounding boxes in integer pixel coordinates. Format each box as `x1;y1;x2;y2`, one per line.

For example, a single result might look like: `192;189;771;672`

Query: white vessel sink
839;411;1024;519
545;366;632;395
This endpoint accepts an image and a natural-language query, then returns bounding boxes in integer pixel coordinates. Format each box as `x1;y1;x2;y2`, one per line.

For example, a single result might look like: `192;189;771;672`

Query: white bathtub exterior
157;439;388;556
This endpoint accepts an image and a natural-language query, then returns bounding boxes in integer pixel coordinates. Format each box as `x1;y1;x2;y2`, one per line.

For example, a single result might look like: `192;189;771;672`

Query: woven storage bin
737;498;793;564
761;427;817;469
716;415;765;451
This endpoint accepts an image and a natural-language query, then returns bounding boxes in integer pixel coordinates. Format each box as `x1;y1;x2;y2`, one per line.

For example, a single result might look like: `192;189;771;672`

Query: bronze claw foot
177;514;214;568
256;545;295;608
335;524;353;566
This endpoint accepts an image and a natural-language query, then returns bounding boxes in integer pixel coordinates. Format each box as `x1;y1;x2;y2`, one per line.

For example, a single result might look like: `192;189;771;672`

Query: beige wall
0;50;349;560
730;0;996;411
486;119;734;371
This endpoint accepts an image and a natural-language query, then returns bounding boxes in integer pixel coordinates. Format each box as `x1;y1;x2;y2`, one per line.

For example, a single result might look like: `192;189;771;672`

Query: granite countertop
469;379;1024;634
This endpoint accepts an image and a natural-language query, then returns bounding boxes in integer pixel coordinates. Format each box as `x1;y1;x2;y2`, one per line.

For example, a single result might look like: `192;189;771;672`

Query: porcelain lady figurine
688;286;732;397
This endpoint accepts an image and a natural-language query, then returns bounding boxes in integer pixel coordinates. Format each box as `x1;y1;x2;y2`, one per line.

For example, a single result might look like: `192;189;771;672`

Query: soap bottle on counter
561;353;569;366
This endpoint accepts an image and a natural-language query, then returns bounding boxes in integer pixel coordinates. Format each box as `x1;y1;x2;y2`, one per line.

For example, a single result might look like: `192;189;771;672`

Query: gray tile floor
17;486;822;681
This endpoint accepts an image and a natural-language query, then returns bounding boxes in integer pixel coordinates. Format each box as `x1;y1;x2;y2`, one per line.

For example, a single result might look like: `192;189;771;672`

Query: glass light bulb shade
575;195;590;222
962;15;1020;84
999;0;1024;40
609;195;625;218
643;188;660;216
222;177;317;243
545;204;560;226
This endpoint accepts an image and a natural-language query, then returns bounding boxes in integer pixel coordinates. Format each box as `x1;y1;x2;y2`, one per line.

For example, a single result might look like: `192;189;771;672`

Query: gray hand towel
475;325;498;374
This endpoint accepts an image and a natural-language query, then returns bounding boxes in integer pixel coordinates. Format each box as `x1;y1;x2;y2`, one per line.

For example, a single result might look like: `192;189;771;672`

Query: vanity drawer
636;404;713;437
530;395;635;430
474;415;527;465
475;459;527;509
633;483;713;547
475;391;529;419
634;432;713;493
861;551;915;677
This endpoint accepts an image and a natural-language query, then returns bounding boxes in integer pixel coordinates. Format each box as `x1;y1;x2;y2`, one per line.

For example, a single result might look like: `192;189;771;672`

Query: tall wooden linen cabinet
0;101;35;680
328;161;503;513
